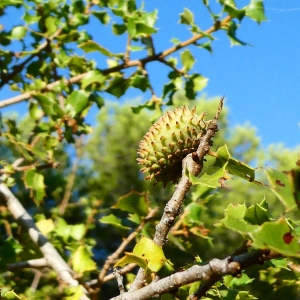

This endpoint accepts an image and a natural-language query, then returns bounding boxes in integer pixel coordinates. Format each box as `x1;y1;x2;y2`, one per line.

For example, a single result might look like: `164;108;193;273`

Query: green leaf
223;4;245;21
184;203;203;226
244;198;273;225
81;70;107;89
112;191;148;216
221;204;259;235
99;214;131;233
10;26;26;40
34;94;56;116
106;75;129;98
265;168;297;211
245;0;267;24
188;163;231;188
24;169;46;204
226;21;248;46
224;273;255;289
114;252;148;270
79;40;113;57
88;93;105;109
93;11;110;24
112;23;127;35
66;90;89;117
70;224;85;241
179;8;194;25
185;74;208;99
133;237;166;272
251;219;299;257
180;49;195;71
130;74;150;92
29;102;44;120
127;17;137;38
213;144;255;181
72;245;97;273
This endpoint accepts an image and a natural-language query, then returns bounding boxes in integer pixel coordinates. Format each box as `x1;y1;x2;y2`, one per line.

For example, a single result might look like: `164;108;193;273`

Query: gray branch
111;249;279;300
0;183;90;300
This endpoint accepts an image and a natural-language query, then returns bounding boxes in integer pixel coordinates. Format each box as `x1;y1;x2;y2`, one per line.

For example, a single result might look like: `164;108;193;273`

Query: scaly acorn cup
137;106;210;187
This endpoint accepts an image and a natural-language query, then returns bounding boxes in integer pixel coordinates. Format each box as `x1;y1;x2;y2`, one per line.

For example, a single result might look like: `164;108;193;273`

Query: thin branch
0;16;232;109
110;249;281;300
0;161;60;174
96;208;158;290
0;28;62;89
0;184;90;300
7;258;48;271
59;136;84;215
158;58;187;76
130;98;224;292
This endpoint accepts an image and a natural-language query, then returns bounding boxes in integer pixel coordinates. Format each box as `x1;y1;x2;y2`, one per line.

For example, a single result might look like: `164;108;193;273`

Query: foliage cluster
0;1;299;300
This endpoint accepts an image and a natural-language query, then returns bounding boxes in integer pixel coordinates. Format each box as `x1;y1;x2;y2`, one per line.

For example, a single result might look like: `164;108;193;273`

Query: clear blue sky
1;0;300;148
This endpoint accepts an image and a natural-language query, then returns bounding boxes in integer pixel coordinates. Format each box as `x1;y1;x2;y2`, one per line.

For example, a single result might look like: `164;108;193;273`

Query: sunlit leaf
245;0;267;24
72;245;97;273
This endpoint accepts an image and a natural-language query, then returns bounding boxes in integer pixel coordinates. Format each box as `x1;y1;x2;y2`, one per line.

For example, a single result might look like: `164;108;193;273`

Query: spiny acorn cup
137;106;210;187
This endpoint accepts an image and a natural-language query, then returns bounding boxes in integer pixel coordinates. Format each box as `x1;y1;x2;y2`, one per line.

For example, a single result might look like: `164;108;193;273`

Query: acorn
137;106;209;187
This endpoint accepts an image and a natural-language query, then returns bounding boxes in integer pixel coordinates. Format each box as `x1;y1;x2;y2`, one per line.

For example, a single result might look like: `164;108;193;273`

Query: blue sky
1;0;300;149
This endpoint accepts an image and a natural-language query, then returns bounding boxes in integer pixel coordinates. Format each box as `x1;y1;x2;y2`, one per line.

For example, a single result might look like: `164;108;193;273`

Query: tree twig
0;17;232;108
110;249;281;300
96;208;158;291
59;136;84;215
0;28;62;89
7;258;48;271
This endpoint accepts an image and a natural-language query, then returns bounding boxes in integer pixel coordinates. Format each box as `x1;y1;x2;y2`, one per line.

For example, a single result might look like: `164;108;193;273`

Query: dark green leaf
112;23;127;35
112;191;148;216
130;74;150;92
106;76;129;98
99;214;131;232
93;11;110;24
244;198;273;225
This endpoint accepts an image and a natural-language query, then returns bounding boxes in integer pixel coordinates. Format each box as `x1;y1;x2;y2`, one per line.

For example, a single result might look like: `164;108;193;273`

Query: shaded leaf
112;191;148;216
244;198;273;225
99;214;131;233
106;76;129;98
